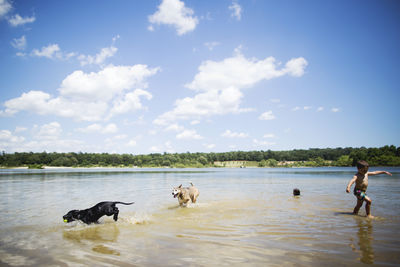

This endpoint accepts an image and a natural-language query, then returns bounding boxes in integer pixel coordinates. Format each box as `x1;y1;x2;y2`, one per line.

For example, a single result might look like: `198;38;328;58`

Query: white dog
172;183;199;206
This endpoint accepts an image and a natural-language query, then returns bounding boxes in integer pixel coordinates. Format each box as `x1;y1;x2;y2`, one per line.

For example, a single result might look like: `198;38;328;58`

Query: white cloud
164;123;184;132
78;45;118;66
112;35;120;42
109;89;152;118
292;106;312;111
253;139;276;146
317;106;324;112
16;139;84;153
150;145;162;152
30;43;76;60
0;0;12;18
148;129;158;136
59;65;158;101
204;41;220;51
102;123;118;134
29;37;118;64
150;144;175;153
8;13;35;26
16;52;26;57
284;57;308;77
76;123;118;134
0;130;25;143
221;129;248;138
1;124;87;153
154;49;307;125
154;86;248;125
331;108;340;112
31;44;62;59
77;123;102;133
263;133;275;138
11;35;26;50
103;133;132;151
34;122;62;140
176;129;203;140
15;126;27;133
1;90;109;121
2;90;52;116
1;64;160;121
123;116;145;126
259;111;275;120
148;0;198;35
270;98;280;103
164;141;175;153
204;143;215;149
229;1;242;21
128;139;137;147
114;134;128;140
185;52;304;92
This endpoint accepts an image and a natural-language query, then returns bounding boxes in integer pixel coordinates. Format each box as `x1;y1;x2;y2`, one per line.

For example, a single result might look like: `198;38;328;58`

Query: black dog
63;201;134;224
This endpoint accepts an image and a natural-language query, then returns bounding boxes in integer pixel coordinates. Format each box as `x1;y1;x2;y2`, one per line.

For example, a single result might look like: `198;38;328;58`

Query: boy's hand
386;171;392;176
346;187;350;193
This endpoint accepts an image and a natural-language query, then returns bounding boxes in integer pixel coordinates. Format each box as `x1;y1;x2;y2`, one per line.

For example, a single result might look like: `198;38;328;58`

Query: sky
0;0;399;155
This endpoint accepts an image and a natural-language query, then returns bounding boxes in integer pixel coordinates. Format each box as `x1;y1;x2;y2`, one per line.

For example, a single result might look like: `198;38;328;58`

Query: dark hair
356;160;369;169
293;188;300;196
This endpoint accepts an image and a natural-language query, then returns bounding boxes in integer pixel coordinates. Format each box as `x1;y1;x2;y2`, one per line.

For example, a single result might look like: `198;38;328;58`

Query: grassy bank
0;160;370;169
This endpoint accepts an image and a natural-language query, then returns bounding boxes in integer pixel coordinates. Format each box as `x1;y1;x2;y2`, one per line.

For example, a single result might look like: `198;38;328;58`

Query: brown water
0;168;399;266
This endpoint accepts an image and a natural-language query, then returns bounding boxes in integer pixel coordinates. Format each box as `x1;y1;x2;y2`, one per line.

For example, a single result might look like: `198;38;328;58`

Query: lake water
0;167;399;266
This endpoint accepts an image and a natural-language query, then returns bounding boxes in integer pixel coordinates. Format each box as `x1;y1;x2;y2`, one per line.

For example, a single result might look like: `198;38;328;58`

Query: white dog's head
172;184;182;198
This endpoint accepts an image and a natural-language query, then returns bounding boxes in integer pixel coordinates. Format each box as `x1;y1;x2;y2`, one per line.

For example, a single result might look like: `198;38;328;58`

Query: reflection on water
357;218;374;264
63;223;120;243
0;167;399;266
63;223;121;256
348;217;375;264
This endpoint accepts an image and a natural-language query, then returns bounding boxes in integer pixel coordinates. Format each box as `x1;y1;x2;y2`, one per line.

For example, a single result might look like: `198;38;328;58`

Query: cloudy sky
0;0;399;154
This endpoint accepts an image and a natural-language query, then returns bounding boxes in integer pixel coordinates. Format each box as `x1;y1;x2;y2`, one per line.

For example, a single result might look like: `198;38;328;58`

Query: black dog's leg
113;207;119;221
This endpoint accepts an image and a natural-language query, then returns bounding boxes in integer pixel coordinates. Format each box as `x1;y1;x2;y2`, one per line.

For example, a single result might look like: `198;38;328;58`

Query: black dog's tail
114;201;135;205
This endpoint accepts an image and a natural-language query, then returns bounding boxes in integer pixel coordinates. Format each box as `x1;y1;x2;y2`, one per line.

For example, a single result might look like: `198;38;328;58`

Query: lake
0;167;399;266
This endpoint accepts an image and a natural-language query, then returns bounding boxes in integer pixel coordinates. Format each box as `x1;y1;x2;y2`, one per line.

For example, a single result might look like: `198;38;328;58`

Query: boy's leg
364;196;373;217
353;198;363;215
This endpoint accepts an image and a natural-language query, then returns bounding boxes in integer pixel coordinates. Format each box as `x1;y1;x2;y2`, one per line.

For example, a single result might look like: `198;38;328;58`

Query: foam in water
120;212;153;225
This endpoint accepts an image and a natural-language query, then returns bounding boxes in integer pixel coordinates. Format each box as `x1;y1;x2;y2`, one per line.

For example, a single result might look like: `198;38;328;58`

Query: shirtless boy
346;160;392;218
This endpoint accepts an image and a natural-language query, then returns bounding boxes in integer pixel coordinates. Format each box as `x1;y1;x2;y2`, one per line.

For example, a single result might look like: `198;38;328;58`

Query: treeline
0;146;399;168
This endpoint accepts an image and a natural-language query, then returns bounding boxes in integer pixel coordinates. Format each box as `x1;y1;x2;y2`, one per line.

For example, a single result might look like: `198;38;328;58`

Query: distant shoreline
1;163;399;170
1;146;399;168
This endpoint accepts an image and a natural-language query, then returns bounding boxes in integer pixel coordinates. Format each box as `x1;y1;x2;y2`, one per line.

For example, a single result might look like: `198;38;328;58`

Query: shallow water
0;167;399;266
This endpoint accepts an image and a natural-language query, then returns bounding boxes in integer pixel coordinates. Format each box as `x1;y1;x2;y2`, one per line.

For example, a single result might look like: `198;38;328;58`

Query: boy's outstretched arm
346;175;357;193
368;171;392;176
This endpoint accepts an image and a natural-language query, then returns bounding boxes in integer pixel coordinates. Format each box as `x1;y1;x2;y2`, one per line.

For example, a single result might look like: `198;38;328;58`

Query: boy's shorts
353;188;367;200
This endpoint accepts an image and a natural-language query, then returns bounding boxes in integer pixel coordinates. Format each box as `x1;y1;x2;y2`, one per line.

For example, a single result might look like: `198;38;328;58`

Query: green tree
198;156;208;165
266;159;278;167
336;155;352;166
258;160;266;167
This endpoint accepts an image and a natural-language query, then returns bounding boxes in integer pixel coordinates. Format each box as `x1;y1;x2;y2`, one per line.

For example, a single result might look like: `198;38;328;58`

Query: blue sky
0;0;399;154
